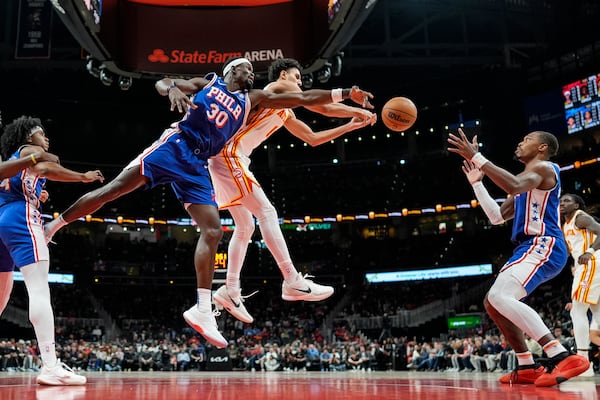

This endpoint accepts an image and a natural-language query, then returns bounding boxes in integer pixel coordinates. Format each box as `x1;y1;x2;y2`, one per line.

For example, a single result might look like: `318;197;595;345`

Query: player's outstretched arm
267;80;375;121
0;150;59;180
462;160;506;225
499;196;515;221
155;77;210;113
304;103;377;122
20;146;104;183
33;163;104;183
252;86;374;110
155;77;209;96
448;128;546;195
284;115;372;147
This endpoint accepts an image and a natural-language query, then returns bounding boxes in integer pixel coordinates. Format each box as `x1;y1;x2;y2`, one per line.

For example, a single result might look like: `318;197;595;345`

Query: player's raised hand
447;128;479;160
461;160;484;185
349;86;375;109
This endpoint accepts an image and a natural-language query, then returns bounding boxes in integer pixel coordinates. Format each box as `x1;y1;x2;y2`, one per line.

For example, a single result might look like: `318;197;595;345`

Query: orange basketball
381;97;417;131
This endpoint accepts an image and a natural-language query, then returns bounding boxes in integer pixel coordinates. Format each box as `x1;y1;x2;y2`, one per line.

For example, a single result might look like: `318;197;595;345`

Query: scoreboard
52;0;376;81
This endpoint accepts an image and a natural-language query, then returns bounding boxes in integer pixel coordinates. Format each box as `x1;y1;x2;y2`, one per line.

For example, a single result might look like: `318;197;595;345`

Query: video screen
365;263;493;283
563;74;600;134
14;271;74;284
448;314;481;330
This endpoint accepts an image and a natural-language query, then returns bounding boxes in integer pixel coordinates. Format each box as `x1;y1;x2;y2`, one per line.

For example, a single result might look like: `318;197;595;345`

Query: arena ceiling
0;0;599;79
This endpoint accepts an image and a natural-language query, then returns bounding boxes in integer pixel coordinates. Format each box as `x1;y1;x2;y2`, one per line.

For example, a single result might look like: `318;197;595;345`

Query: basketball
381;97;417;131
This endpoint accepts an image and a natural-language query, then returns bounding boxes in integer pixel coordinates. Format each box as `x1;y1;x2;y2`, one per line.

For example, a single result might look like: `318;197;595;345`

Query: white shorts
571;256;600;304
208;154;260;209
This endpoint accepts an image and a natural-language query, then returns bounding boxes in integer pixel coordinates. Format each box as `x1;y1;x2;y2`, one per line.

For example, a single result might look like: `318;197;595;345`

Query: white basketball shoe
183;305;228;348
36;360;86;386
282;274;334;301
213;285;255;324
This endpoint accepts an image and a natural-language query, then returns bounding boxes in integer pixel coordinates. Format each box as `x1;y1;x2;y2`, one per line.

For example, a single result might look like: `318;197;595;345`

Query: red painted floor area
0;371;598;400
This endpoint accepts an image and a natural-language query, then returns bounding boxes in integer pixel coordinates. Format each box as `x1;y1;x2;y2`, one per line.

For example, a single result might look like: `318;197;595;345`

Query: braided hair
0;116;43;160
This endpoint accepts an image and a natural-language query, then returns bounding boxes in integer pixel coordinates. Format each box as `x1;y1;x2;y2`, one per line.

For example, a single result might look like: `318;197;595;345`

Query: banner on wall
15;0;53;59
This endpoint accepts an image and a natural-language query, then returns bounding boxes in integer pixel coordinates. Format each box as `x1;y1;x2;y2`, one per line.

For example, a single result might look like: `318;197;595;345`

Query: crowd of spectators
2;150;598;375
1;260;583;375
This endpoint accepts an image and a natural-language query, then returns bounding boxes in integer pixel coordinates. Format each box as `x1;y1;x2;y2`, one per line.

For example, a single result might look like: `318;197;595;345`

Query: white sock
571;301;591;353
45;215;67;239
543;340;568;358
515;351;534;367
226;276;240;292
240;189;300;282
20;261;57;367
577;349;589;359
281;262;300;283
39;341;58;367
227;206;254;292
196;288;212;312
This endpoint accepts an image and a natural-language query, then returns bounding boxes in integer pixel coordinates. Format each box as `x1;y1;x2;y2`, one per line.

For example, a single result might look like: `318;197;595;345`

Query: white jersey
564;210;597;261
563;209;600;304
208;83;293;208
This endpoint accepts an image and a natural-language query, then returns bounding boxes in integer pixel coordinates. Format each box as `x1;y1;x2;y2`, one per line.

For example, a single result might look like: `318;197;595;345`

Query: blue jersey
177;73;250;160
0;147;48;270
0;148;46;210
511;162;563;244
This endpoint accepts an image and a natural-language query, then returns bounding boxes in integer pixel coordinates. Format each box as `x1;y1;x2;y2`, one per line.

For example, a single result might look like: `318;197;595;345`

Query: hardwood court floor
0;370;598;400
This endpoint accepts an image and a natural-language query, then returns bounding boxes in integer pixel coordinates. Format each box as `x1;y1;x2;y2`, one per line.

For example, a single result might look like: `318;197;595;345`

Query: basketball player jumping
0;116;104;385
561;193;600;377
209;58;376;324
448;128;589;386
44;57;374;348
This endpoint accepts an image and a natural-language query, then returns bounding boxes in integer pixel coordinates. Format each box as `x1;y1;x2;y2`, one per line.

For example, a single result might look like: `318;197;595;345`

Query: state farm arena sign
115;1;315;76
146;48;286;67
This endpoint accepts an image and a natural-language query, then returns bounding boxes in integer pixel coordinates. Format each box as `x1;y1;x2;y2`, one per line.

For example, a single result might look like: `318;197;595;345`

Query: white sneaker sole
37;376;87;385
282;289;334;302
183;310;228;348
213;292;254;323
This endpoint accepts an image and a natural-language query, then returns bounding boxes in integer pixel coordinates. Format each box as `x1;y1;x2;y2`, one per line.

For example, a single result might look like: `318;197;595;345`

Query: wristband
167;83;177;95
470;152;489;169
331;88;343;103
585;247;596;255
30;154;37;165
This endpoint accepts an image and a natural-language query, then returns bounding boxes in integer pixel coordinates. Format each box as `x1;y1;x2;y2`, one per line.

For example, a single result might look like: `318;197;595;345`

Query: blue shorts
125;129;216;206
0;201;49;272
499;236;568;295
